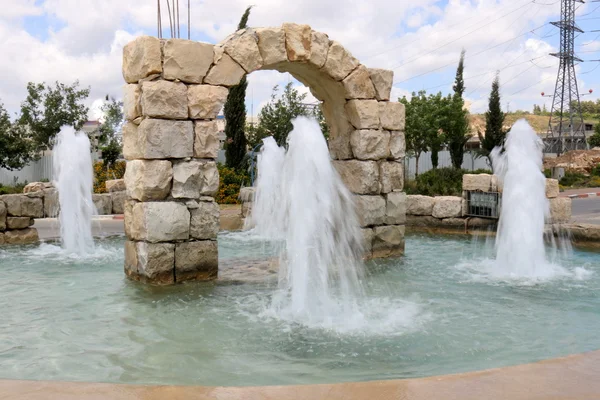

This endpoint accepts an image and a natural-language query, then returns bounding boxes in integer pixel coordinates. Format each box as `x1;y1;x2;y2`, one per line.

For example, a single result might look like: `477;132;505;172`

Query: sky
0;0;599;122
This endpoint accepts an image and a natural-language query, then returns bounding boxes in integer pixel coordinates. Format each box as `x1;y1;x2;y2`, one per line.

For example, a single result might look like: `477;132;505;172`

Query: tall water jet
53;126;96;255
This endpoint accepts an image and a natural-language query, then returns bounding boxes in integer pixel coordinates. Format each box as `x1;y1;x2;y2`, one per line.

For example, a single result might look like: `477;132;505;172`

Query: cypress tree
478;73;506;165
446;49;470;169
452;49;466;97
224;6;252;170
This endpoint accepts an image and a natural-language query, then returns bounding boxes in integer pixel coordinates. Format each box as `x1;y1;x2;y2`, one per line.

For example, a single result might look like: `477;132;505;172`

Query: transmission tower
544;0;587;155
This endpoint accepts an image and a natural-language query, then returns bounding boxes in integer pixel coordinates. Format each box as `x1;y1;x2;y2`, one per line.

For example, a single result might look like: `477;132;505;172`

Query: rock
350;129;390;160
124;160;173;201
141;80;188;119
345;100;380;129
188;85;229;119
122;122;142;160
354;195;386;227
545;178;559;199
255;27;287;66
124;240;138;274
175;240;218;281
4;228;38;245
389;131;405;160
130;202;190;242
241;202;253;219
379;102;405;131
343;65;376;99
220;213;243;231
368;68;393;101
163;39;213;83
372;225;405;258
0;232;5;244
238;187;255;203
172;160;219;198
194;120;220;159
136;241;176;283
379;161;404;193
568;223;600;242
122;35;162;83
123;84;141;121
0;194;43;218
386;192;406;225
309;31;329;68
0;201;6;231
407;195;435;216
190;200;220;239
441;218;466;228
283;23;311;62
106;179;126;193
333;160;380;195
203;53;246;87
111;191;127;214
92;194;112;215
432;196;463;219
6;217;32;230
322;41;359;81
361;228;374;256
406;215;444;227
462;174;494;192
23;182;49;193
549;197;571;224
123;199;137;238
135;119;194;159
224;29;263;73
43;188;59;218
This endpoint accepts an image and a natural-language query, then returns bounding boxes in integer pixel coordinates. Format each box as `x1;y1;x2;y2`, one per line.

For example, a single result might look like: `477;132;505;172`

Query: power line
509;75;554;95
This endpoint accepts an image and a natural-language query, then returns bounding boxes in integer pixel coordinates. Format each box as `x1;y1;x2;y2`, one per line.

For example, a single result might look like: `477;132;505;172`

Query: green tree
444;49;471;169
426;92;447;169
400;91;434;176
98;95;124;167
588;123;600;148
452;49;466;97
223;5;252;171
477;74;505;165
0;104;32;170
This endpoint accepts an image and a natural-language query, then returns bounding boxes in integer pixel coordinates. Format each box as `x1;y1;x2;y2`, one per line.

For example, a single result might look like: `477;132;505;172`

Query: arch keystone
282;23;312;62
256;27;287;66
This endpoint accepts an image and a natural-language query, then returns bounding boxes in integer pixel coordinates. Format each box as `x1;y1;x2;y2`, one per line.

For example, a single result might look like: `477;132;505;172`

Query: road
571;197;600;225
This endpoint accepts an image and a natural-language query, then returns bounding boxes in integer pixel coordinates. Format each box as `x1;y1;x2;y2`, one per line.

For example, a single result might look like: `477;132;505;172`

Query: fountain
52;126;96;255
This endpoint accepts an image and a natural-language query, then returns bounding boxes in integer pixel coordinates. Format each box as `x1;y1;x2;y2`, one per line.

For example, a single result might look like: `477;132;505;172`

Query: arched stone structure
121;23;406;285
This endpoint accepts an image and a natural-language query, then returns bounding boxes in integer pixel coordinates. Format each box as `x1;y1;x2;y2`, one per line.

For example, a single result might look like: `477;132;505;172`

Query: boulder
343;65;376;99
4;228;39;245
353;195;386;227
462;174;494;192
106;179;126;193
194;120;220;159
389;131;405;160
130;202;190;243
92;194;112;215
43;188;59;218
111;191;127;215
134;119;194;159
368;68;393;101
350;130;390;161
122;35;162;83
141;80;188;119
379;161;404;193
386;191;406;225
333;160;380;195
23;182;51;193
0;194;43;218
545;178;559;199
549;197;571;224
322;41;359;81
0;201;5;231
190;200;220;239
406;195;435;216
345;100;380;129
188;85;229;119
163;39;214;83
379;102;405;131
255;27;287;66
224;29;263;73
175;240;218;281
372;225;405;258
172;160;219;198
238;187;255;203
282;23;311;62
432;196;463;219
203;53;246;87
361;228;374;256
309;31;329;68
124;159;173;201
6;217;32;230
136;241;176;284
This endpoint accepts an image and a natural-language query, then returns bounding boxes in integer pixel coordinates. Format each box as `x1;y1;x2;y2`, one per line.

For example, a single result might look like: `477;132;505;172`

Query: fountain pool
1;232;598;387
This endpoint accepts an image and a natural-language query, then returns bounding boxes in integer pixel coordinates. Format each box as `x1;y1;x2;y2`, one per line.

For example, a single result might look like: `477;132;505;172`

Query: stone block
123;84;141;121
124;240;138;275
135;119;194;159
122;122;142;160
194;120;220;159
188;85;229;119
190;200;220;239
106;179;126;193
462;174;494;192
172;160;219;198
345;100;380;129
386;192;406;225
407;195;435;216
43;188;59;218
141;80;188;119
354;195;386;227
122;35;162;83
333;160;380;195
379;161;404;193
123;199;137;238
350;129;390;160
224;29;263;73
322;41;359;81
283;23;311;62
220;213;243;232
4;228;38;245
203;53;246;87
343;65;376;100
23;182;52;193
549;197;571;224
432;196;463;219
0;200;5;231
406;215;444;227
0;194;43;218
241;202;253;219
130;202;190;243
361;228;374;256
111;191;127;214
136;241;176;284
379;102;405;131
309;31;329;68
372;225;405;258
175;240;218;282
124;159;173;201
163;39;214;83
238;187;255;203
92;194;112;215
6;217;32;230
546;178;559;199
256;27;287;66
389;131;405;160
368;68;393;101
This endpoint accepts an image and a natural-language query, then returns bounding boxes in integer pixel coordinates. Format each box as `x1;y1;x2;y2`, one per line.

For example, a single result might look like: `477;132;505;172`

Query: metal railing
465;191;502;219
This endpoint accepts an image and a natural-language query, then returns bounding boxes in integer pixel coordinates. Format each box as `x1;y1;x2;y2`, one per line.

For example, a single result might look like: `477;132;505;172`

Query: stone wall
121;23;406;284
0;193;41;245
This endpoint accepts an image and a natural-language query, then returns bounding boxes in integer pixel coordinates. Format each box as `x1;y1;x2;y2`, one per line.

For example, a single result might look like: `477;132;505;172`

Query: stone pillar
0;193;42;245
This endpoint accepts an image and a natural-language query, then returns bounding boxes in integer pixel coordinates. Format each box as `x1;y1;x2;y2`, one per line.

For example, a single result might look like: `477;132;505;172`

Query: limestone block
406;195;435;216
372;225;405;258
0;201;5;231
136;241;176;283
43;188;59;218
6;217;32;230
130;202;190;242
224;29;263;73
368;68;393;101
203;53;246;87
432;196;463;219
462;174;494;192
163;39;214;83
549;197;571;224
309;31;329;68
283;23;311;62
238;187;255;203
190;200;220;239
333;160;380;195
122;122;142;160
345;100;380;129
123;84;141;121
136;119;194;159
122;35;162;83
0;232;4;244
255;27;287;66
354;195;386;227
125;160;172;201
379;102;405;131
361;228;374;256
406;215;443;227
322;41;359;81
111;191;127;214
4;228;39;245
379;161;404;193
106;179;126;193
188;85;229;119
141;80;188;119
241;202;253;219
124;240;138;274
350;129;390;160
92;194;112;215
194;120;220;159
386;192;406;225
23;182;52;193
343;65;376;100
175;240;218;281
0;195;43;218
123;199;137;238
546;178;559;199
389;131;405;160
172;160;219;198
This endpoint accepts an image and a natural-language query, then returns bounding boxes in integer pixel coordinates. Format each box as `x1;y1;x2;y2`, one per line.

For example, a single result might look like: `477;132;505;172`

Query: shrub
559;171;588;187
93;161;126;193
591;164;600;177
409;167;466;197
472;168;493;175
543;168;552;178
0;182;27;195
216;163;249;204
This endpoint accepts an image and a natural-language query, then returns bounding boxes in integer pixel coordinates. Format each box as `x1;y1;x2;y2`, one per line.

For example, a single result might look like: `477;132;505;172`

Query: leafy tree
98;95;124;167
426;92;448;169
223;5;252;171
452;49;466;97
0;104;32;170
444;49;471;169
400;91;432;176
589;123;600;148
477;74;505;165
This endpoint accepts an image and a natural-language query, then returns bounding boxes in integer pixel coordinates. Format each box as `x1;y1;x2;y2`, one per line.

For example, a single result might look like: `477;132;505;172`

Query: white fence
0;154;54;186
404;150;490;179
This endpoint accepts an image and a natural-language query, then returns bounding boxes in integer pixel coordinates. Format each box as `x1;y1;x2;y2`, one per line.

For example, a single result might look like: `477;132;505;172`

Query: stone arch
121;23;406;285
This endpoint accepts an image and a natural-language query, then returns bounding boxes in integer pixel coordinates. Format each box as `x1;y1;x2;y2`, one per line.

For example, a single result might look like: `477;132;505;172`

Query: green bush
543;168;552;178
472;168;493;175
93;161;126;193
591;164;600;177
559;171;588;187
408;167;466;197
216;163;249;204
0;182;27;195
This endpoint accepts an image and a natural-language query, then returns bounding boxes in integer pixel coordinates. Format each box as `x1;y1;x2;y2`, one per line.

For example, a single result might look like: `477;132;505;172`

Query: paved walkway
560;187;600;198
